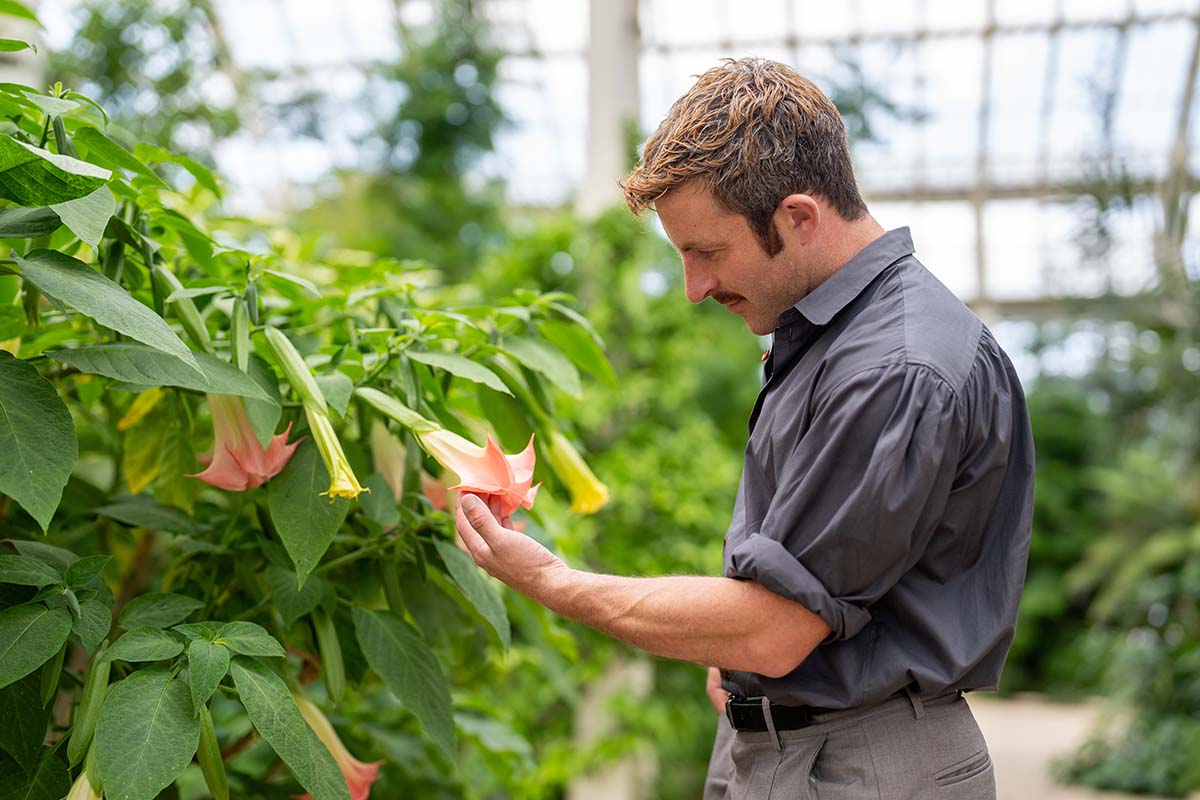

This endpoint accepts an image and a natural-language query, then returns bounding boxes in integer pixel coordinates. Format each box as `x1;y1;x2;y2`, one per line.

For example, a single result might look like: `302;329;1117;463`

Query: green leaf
0;1;40;25
105;626;183;663
13;250;199;373
72;126;165;185
156;396;197;513
213;621;284;658
0;605;72;690
0;555;61;587
165;285;228;302
433;540;511;650
259;268;319;299
0;674;49;773
0;136;110;206
0;306;23;340
95;669;200;800
172;622;217;642
360;473;399;529
134;145;220;197
352;607;456;759
406;350;512;395
72;598;110;653
229;657;350;800
49;185;114;249
7;540;76;571
0;748;70;800
537;319;618;389
265;566;328;627
500;336;582;398
48;344;270;400
0;206;60;237
267;439;350;587
96;495;196;533
186;639;229;717
64;554;110;588
119;592;203;629
0;352;78;531
0;39;32;53
315;372;353;418
23;94;75;117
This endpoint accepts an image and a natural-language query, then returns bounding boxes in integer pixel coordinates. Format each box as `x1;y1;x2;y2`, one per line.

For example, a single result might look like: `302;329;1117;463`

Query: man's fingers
455;500;491;559
461;494;500;540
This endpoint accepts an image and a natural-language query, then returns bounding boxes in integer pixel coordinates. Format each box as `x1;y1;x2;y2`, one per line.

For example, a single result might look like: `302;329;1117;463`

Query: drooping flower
306;404;366;500
418;429;538;518
543;430;609;514
293;692;383;800
190;394;301;491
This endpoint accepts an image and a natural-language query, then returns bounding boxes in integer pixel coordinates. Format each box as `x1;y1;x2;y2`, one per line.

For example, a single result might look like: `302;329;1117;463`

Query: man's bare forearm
529;568;830;677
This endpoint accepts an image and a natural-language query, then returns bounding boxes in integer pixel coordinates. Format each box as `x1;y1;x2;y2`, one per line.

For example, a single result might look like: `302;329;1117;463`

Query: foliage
0;27;621;800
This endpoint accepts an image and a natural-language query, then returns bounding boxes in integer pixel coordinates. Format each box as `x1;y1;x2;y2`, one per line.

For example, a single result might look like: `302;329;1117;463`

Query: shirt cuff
726;533;872;642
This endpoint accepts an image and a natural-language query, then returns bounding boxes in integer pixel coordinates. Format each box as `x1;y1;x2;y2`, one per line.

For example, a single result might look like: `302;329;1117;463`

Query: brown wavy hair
622;58;867;256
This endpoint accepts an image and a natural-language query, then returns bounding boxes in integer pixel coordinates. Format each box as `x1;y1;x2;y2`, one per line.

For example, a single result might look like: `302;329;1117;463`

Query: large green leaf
500;336;582;398
433;540;511;649
0;555;61;587
212;621;284;658
72;598;111;653
229;657;349;800
0;1;41;25
118;592;203;629
407;350;511;395
96;496;195;534
0;674;49;772
48;344;272;400
265;566;328;627
0;605;72;690
49;185;114;249
0;136;110;206
71;126;165;185
0;352;77;531
13;250;199;372
315;372;353;418
186;639;228;716
267;439;349;587
94;669;200;800
64;554;110;588
537;319;618;389
105;627;183;663
352;607;456;759
0;748;70;800
0;206;60;237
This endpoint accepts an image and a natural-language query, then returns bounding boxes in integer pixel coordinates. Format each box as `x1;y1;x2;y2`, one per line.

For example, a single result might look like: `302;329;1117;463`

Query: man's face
656;184;811;336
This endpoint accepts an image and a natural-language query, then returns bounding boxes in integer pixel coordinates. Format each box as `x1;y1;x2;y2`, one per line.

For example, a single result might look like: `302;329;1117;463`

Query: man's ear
776;194;820;244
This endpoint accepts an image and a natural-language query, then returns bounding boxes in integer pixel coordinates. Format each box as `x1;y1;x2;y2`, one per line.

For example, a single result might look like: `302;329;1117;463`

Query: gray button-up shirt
721;227;1035;709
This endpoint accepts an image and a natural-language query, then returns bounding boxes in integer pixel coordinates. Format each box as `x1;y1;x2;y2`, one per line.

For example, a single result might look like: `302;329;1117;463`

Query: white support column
567;655;657;800
577;0;640;218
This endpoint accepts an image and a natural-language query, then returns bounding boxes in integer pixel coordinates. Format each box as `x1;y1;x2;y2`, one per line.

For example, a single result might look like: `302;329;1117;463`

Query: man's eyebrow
679;241;724;252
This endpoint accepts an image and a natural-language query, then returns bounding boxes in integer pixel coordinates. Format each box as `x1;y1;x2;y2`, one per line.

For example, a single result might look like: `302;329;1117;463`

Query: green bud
263;327;327;412
313;609;345;705
68;646;111;766
197;704;229;800
52;116;76;158
231;298;250;372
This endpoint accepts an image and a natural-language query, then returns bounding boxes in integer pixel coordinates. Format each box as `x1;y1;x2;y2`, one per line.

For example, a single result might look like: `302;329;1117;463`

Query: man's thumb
460;494;489;528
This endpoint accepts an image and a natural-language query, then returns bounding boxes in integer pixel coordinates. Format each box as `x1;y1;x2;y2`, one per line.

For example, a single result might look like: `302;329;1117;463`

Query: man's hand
455;494;567;600
706;666;730;714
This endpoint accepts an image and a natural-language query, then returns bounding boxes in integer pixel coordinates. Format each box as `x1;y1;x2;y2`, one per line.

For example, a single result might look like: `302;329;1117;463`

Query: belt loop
905;687;925;720
761;697;783;751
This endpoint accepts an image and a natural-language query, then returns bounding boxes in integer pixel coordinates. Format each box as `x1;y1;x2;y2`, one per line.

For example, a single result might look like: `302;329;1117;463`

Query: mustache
712;293;744;305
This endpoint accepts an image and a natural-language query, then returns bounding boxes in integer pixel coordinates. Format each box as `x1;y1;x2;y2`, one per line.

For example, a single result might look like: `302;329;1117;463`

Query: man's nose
683;260;717;304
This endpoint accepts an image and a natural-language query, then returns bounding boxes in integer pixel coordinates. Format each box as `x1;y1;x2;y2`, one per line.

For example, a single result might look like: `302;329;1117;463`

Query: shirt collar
781;227;914;328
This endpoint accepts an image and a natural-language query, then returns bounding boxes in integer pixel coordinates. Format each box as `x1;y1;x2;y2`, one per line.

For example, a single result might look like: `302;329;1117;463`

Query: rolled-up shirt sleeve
726;362;961;642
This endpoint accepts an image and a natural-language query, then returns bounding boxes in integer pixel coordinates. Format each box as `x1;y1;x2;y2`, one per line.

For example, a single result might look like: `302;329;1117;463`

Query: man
456;58;1033;799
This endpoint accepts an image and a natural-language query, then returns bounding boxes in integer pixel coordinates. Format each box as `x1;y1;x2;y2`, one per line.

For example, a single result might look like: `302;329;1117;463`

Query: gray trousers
703;691;996;799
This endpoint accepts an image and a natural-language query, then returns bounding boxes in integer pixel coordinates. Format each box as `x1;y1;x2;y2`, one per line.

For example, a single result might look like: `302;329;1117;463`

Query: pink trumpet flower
418;429;539;519
293;692;383;800
190;394;301;491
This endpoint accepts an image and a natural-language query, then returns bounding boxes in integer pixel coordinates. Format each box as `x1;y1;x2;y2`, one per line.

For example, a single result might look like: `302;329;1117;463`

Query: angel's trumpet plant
190;394;300;491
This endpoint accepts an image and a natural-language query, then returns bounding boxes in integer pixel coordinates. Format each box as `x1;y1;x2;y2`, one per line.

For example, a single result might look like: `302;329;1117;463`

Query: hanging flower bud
543;430;609;514
306;404;366;500
293;692;383;800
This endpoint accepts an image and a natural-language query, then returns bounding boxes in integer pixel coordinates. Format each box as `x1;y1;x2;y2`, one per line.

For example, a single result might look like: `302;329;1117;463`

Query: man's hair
622;57;867;256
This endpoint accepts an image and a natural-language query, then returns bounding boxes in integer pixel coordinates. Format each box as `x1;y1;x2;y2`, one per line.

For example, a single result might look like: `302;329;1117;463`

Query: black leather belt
725;694;830;731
